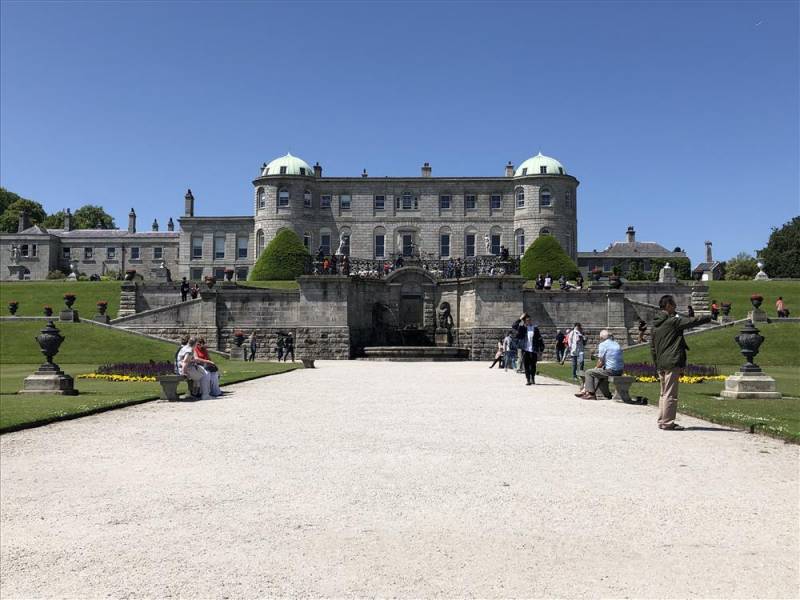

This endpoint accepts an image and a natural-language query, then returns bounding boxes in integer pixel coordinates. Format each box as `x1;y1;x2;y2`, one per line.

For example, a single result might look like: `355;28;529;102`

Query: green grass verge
236;280;299;290
0;321;300;432
707;279;800;319
538;322;800;442
0;280;122;318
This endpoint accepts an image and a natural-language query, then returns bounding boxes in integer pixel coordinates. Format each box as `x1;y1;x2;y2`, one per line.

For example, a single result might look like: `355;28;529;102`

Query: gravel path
1;362;798;599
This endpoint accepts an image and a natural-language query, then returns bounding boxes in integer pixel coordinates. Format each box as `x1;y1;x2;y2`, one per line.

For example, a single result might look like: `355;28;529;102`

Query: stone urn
750;295;763;309
224;269;234;282
721;303;731;316
96;301;108;316
734;321;764;373
63;294;76;309
233;331;246;347
20;320;78;395
43;305;53;317
8;301;18;316
36;320;65;366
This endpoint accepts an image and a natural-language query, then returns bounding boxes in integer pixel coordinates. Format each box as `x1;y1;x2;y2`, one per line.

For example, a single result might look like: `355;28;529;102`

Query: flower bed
78;373;157;383
624;362;723;384
96;361;174;377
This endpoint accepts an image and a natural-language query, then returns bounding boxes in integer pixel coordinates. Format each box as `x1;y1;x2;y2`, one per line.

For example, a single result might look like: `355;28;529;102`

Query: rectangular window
491;235;501;255
130;247;140;260
278;190;290;207
440;234;450;258
279;166;287;174
237;236;248;259
236;267;248;280
84;247;93;260
465;194;477;211
491;194;502;210
303;233;311;250
320;233;331;256
521;168;528;176
516;190;525;209
107;247;116;260
540;166;547;174
340;194;351;210
303;191;312;208
214;236;225;259
299;167;306;176
402;193;413;210
320;195;331;209
192;237;203;259
20;244;29;257
439;195;451;210
374;195;385;211
375;234;385;258
213;267;226;280
62;247;71;260
153;247;163;260
402;234;414;257
465;234;476;257
190;268;203;281
604;261;612;272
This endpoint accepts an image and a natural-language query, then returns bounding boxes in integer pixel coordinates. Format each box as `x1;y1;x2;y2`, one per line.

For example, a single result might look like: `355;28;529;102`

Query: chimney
152;218;159;232
184;189;194;217
421;162;432;177
17;209;30;233
705;240;713;263
313;162;322;178
626;226;636;244
361;168;368;178
505;161;514;177
128;208;137;233
63;208;72;231
167;217;174;232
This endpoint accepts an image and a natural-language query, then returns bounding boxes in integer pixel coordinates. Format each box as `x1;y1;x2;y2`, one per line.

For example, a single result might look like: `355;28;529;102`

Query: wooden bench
157;374;200;401
301;358;315;369
609;375;636;403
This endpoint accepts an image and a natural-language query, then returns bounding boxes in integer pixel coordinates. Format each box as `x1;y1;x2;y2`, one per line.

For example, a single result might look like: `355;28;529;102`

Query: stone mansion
2;152;580;281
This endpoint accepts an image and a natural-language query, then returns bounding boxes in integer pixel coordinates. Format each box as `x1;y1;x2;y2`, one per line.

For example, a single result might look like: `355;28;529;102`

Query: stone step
360;346;470;361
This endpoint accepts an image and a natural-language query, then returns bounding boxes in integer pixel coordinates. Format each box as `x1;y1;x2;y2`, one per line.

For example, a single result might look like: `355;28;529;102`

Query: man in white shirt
513;314;544;385
576;330;623;400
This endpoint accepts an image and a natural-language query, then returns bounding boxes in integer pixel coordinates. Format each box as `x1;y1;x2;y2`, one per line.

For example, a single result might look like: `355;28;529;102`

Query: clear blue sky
1;1;797;266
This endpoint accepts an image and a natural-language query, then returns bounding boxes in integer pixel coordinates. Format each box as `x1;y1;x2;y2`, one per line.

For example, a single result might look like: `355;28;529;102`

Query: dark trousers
181;292;188;302
522;350;538;383
283;348;294;362
248;348;256;361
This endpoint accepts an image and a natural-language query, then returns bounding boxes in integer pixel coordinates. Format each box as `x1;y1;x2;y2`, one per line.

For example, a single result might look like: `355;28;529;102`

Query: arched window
278;188;290;207
515;229;525;256
464;226;477;258
515;187;525;209
439;226;452;258
540;187;552;207
540;227;552;236
304;189;312;208
374;226;386;259
257;187;266;209
256;229;265;257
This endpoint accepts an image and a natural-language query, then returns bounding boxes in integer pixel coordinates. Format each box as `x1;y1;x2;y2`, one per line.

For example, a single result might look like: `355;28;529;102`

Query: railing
304;254;520;279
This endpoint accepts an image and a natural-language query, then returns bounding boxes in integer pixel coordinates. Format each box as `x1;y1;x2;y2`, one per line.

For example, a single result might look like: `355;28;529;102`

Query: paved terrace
1;362;797;598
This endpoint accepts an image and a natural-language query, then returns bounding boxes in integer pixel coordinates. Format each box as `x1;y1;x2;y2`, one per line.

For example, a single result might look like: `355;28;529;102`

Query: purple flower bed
97;361;175;377
624;362;718;377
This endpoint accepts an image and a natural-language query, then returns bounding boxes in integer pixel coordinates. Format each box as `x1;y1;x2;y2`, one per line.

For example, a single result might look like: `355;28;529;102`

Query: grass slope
538;322;800;442
706;280;800;319
0;321;300;432
236;280;299;290
0;280;122;318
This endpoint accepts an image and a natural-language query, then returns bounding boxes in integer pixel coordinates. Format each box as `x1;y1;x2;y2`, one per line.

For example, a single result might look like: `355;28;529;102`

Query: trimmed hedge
520;235;580;280
250;230;310;281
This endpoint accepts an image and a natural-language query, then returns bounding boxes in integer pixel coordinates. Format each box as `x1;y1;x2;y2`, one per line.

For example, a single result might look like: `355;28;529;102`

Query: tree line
0;187;115;233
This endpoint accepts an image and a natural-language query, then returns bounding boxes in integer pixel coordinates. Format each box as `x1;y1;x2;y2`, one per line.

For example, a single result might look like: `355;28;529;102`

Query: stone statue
438;301;454;330
336;232;347;255
10;245;19;265
484;234;490;255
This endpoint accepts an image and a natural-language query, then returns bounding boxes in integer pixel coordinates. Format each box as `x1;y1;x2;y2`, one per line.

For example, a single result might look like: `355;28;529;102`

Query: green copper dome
261;153;314;176
515;152;567;176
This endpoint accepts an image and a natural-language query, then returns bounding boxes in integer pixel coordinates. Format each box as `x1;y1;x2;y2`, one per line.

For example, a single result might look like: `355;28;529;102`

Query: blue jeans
504;350;517;370
571;353;584;379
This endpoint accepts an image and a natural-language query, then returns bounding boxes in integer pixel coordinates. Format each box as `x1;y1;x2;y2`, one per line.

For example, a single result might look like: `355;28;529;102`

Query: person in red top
710;300;719;320
194;337;222;397
776;296;789;318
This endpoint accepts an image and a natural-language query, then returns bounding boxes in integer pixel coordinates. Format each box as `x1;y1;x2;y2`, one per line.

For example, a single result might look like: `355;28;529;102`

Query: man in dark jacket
650;295;712;430
512;314;545;385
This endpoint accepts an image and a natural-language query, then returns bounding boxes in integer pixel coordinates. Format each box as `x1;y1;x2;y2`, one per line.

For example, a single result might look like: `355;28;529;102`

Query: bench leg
612;384;633;403
159;381;180;401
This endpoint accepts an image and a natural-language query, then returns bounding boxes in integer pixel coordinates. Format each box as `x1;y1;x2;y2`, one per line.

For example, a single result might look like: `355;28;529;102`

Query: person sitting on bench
575;330;623;400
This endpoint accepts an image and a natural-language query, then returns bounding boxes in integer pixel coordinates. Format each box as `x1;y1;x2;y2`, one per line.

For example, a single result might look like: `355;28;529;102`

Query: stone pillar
184;189;195;217
421;162;432;177
118;282;138;318
167;217;174;232
64;208;72;231
658;262;677;283
690;282;711;317
505;162;514;177
128;208;136;233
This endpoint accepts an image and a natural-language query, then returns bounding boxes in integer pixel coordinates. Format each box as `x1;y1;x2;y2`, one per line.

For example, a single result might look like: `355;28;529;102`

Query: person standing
567;323;585;380
776;296;788;318
637;320;648;343
247;332;258;361
710;299;719;320
489;339;504;368
503;330;516;372
555;329;566;362
283;333;295;362
576;275;584;290
276;335;285;361
190;283;199;299
514;314;544;385
180;277;190;302
686;305;695;317
651;294;713;430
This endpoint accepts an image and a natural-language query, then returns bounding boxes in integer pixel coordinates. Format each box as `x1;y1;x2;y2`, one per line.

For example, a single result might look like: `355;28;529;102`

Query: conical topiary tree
520;235;580;280
250;229;310;281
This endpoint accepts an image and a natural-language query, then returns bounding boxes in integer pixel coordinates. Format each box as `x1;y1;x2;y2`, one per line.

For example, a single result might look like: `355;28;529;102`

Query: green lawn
0;280;122;319
0;321;300;432
707;279;800;319
238;280;300;290
538;322;800;442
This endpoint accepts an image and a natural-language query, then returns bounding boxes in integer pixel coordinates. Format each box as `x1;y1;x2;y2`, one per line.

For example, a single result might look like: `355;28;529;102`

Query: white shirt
176;344;193;375
568;329;585;356
523;325;536;352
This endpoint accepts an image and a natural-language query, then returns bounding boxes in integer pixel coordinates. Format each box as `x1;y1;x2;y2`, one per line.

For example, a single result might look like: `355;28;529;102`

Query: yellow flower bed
77;373;157;383
629;374;727;384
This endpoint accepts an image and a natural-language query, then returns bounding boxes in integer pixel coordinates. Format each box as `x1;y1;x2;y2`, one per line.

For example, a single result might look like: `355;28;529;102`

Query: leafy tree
627;260;648;281
760;217;800;278
73;204;115;229
520;235;580;280
250;229;310;281
724;252;759;280
43;210;67;229
0;198;47;233
0;187;24;215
